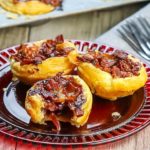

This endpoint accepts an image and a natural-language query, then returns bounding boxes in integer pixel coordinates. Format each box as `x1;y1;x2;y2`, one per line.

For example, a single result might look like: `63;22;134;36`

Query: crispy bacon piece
49;113;61;131
113;50;128;59
77;50;141;78
29;74;86;131
11;35;73;65
55;34;64;44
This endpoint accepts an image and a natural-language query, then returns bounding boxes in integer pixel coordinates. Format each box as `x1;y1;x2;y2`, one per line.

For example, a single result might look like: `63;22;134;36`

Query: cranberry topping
13;0;62;6
77;50;141;78
11;35;74;65
28;73;86;131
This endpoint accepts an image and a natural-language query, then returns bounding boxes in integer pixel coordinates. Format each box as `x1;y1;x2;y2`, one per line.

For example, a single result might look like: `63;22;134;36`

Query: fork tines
118;17;150;61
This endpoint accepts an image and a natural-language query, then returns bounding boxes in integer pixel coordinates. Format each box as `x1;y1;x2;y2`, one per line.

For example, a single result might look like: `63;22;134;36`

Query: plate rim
0;40;150;145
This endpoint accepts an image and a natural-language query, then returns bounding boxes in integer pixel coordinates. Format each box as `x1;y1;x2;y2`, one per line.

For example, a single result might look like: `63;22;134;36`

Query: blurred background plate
0;0;148;29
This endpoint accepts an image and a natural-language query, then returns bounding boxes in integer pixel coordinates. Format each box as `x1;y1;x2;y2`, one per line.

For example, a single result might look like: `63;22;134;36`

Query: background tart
10;35;76;84
0;0;60;15
68;50;148;100
25;74;93;131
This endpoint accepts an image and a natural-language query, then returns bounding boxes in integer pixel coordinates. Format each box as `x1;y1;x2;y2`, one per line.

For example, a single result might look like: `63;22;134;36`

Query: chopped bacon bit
49;113;61;131
29;74;86;131
11;35;74;65
77;50;141;78
55;34;64;44
113;50;128;59
46;102;58;112
77;54;94;62
41;0;62;6
111;66;121;78
75;108;84;117
48;79;59;90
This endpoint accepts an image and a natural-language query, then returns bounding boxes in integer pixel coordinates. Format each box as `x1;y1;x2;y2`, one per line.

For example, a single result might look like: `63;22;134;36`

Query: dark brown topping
13;0;62;7
11;35;74;65
77;50;141;78
49;113;60;131
28;73;86;131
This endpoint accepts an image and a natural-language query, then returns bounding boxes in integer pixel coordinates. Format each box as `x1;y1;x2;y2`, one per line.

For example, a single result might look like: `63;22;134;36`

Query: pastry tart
0;0;62;15
68;50;147;100
10;35;76;84
25;73;93;131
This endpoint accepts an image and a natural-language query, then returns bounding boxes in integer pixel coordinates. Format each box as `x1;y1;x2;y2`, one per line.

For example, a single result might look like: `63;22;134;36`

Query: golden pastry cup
10;41;76;85
25;75;93;128
0;0;55;15
68;50;148;100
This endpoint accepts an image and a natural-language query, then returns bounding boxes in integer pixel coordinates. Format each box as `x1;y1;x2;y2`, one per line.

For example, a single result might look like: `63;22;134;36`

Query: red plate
0;40;150;146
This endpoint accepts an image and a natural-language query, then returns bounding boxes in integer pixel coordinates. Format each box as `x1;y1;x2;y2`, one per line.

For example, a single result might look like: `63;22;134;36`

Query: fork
117;17;150;61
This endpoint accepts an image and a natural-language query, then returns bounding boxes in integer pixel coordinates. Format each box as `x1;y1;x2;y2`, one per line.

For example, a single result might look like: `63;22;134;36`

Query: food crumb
25;15;37;20
112;112;121;121
0;9;6;14
3;88;7;92
12;76;18;81
6;13;18;19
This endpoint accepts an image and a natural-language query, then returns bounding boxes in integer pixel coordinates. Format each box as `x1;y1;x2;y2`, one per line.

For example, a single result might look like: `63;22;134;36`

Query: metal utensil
118;17;150;61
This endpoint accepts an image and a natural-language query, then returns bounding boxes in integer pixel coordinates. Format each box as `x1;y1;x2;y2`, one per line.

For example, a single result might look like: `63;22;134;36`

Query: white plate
0;0;148;29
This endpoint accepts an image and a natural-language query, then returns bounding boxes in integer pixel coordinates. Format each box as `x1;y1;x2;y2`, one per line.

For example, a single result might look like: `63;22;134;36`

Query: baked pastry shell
68;50;148;100
10;41;76;85
25;75;93;127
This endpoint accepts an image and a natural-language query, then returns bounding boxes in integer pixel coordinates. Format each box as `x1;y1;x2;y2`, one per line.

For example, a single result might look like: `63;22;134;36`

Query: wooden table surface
0;2;150;150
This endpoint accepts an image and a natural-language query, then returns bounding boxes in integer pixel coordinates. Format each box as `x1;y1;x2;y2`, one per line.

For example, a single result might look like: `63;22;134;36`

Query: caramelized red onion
77;50;141;78
28;73;86;131
11;35;74;65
